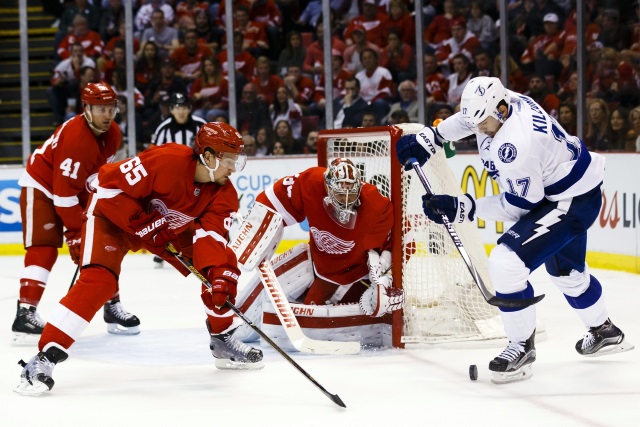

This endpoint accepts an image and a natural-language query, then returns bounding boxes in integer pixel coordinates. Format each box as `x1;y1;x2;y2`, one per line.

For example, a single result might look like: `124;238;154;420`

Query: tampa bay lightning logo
474;86;486;96
498;143;517;163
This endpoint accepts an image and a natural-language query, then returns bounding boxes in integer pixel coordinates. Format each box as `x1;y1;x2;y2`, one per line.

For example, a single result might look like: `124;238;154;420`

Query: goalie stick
165;243;347;408
409;158;545;309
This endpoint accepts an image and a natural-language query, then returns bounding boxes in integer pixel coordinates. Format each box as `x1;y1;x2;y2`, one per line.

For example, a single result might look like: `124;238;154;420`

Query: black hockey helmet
169;91;190;108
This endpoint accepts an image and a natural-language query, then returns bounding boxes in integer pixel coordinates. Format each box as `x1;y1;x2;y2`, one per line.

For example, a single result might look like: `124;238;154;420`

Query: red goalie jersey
92;143;239;274
256;167;393;285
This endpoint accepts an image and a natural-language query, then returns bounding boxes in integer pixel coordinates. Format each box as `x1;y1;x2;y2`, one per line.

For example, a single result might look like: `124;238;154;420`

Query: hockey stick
409;159;545;309
256;260;360;355
68;265;80;290
165;243;347;408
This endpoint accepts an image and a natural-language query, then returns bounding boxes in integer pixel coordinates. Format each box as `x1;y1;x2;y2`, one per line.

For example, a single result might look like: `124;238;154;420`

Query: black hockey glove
423;193;476;224
395;126;443;170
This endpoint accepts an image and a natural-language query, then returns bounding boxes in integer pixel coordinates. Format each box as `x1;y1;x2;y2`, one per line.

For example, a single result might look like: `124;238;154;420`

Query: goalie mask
323;158;362;229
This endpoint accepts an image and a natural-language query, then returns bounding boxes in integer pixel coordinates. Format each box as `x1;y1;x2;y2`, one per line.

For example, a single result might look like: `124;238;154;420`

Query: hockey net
318;124;504;347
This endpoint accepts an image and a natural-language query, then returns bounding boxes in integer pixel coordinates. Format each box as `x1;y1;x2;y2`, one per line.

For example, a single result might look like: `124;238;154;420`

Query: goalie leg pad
270;243;315;301
229;202;284;270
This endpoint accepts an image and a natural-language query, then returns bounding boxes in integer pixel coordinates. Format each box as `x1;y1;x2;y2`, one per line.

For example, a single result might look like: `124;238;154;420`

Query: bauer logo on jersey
310;227;355;254
498;143;517;163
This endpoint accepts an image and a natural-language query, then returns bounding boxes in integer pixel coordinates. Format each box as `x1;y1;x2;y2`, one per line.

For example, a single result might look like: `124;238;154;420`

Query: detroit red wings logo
310;227;355;254
148;199;195;229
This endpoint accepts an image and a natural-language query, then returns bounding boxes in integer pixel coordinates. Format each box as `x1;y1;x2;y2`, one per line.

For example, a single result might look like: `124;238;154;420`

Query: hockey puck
469;364;478;381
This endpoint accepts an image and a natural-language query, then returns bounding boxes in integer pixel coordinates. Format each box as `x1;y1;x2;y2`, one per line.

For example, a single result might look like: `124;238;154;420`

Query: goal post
318;124;505;348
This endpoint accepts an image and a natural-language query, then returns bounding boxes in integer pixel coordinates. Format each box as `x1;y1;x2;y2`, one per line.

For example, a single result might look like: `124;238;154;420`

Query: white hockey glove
359;281;404;317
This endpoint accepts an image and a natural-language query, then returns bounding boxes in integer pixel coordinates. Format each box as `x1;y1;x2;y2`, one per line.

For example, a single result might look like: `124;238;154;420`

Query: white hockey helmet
460;77;509;128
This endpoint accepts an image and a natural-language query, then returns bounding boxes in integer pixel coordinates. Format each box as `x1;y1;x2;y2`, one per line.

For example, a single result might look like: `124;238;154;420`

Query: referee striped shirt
151;115;207;147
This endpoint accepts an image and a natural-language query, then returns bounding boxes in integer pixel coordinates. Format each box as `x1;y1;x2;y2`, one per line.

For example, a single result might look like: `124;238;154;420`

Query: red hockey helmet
194;122;246;172
81;82;118;106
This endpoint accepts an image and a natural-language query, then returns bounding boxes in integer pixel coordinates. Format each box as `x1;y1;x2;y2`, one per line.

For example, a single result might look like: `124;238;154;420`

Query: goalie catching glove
423;193;476;224
201;266;240;315
395;126;443;170
360;250;404;317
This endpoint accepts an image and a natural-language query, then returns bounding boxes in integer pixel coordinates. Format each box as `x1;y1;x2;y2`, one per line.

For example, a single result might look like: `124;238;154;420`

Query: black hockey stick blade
165;243;347;408
408;159;545;309
68;265;80;290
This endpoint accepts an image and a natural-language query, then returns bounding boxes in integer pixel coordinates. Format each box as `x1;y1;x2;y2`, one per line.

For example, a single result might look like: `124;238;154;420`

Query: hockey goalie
229;158;404;350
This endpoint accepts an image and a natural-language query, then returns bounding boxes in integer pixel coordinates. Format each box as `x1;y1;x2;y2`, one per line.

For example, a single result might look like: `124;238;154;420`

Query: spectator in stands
141;9;180;59
629;107;640;152
557;71;578;105
589;47;620;104
277;31;307;78
274;119;303;154
270;86;303;140
57;14;104;61
190;56;229;122
63;66;96;122
249;0;283;60
423;52;449;105
135;40;162;95
171;29;214;84
234;5;269;59
48;42;97;125
387;0;415;47
467;1;497;51
356;48;392;123
525;74;560;119
424;0;459;51
236;82;271;136
174;0;209;32
446;53;472;108
585;98;611;152
333;77;369;129
303;18;347;79
386;109;410;125
492;52;530;93
55;0;101;49
381;29;415;83
343;25;380;74
112;67;145;111
217;31;256;84
101;42;126;85
434;103;454;121
135;0;175;36
520;13;563;83
611;62;640;110
344;0;388;48
143;58;188;121
143;93;170;147
242;134;258;157
194;9;221;53
436;17;481;71
255;125;275;156
597;8;632;52
607;107;635;152
385;80;418;124
361;110;378;127
303;130;319;154
283;64;316;113
557;102;577;136
313;49;353;111
270;141;287;156
114;94;143;156
296;0;322;31
472;49;494;77
101;21;140;69
252;56;284;106
100;0;125;44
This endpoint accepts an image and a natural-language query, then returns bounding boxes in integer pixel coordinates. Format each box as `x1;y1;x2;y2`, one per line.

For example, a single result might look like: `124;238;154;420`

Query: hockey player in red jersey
15;122;263;396
11;82;142;344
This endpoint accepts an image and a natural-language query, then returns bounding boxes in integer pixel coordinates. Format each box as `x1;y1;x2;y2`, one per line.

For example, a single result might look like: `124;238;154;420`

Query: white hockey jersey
436;89;605;223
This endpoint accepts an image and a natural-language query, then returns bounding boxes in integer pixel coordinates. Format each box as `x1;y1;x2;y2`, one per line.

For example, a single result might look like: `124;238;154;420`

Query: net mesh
321;124;504;344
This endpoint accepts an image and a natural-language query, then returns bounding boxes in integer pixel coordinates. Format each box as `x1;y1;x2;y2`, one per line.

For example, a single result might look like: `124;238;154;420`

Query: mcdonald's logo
460;165;504;234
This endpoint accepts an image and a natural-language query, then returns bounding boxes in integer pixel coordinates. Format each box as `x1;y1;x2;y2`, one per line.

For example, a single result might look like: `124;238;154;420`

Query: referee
151;92;207;148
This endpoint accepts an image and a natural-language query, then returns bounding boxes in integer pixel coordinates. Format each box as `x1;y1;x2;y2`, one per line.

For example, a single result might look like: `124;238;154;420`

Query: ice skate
209;324;264;370
153;255;164;269
575;318;634;357
14;345;68;396
11;301;45;346
103;298;141;335
489;331;536;384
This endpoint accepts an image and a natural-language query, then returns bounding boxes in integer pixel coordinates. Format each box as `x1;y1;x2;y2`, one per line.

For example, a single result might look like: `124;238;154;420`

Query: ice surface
1;254;638;426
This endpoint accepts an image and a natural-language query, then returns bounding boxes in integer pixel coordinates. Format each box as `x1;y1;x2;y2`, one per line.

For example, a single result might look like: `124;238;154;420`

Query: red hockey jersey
92;144;239;273
256;167;393;285
21;115;121;233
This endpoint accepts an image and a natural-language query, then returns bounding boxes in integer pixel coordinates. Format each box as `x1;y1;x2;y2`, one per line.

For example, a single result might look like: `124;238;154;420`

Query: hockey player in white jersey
395;76;634;384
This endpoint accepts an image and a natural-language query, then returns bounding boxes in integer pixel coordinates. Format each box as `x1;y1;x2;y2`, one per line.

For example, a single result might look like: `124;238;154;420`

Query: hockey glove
423;193;476;224
132;211;178;250
359;283;404;317
395;126;443;170
64;230;82;265
201;267;240;315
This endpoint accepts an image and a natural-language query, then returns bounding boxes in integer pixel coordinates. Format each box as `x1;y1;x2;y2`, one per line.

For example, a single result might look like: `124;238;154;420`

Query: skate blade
13;378;51;397
491;364;533;384
582;340;635;358
106;324;141;335
215;358;265;370
10;332;41;346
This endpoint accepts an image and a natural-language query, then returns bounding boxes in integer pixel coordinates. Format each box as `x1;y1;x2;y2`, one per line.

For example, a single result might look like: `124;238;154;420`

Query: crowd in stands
44;0;640;155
